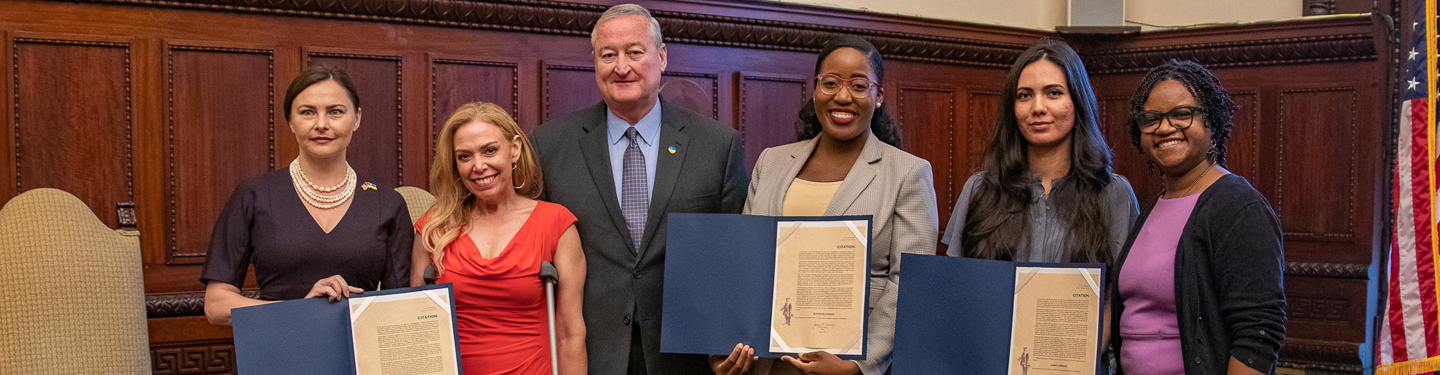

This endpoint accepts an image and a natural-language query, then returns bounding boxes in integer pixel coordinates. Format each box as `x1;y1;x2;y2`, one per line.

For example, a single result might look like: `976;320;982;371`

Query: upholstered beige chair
0;188;150;374
396;186;437;283
395;186;435;225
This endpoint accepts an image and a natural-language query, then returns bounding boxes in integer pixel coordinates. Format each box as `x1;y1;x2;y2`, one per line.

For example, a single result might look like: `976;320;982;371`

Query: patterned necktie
621;126;648;252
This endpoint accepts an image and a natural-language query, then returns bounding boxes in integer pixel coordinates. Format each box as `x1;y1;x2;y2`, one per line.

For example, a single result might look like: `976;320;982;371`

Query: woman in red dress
412;102;587;375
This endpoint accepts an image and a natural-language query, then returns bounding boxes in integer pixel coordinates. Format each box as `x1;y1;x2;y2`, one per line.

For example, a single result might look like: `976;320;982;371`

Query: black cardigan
1108;174;1286;374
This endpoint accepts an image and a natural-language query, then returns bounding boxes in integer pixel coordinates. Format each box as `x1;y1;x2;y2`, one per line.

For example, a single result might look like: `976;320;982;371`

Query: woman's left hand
781;351;860;375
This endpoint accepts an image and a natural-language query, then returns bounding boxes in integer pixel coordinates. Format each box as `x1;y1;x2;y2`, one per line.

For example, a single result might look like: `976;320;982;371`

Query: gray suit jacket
744;132;938;375
531;100;747;375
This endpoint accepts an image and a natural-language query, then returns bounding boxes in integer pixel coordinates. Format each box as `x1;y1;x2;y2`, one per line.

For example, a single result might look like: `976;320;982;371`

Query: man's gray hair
591;3;664;48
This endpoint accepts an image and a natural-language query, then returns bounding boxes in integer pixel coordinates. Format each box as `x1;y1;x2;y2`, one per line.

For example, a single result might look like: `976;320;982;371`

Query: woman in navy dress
200;64;412;325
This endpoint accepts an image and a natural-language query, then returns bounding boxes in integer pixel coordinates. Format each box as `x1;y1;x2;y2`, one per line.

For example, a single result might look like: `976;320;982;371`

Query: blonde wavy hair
420;102;542;275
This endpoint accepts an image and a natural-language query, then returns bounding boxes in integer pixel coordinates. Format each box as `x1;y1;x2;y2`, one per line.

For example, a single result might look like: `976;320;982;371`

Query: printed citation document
349;287;460;375
232;284;462;375
660;213;872;359
891;255;1104;375
769;219;868;356
1007;267;1102;375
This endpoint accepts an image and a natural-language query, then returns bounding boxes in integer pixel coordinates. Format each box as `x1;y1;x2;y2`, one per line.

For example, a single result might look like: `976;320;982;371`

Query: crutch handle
540;261;559;284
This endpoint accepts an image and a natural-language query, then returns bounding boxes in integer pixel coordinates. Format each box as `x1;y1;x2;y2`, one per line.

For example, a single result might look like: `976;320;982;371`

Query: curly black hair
795;35;902;149
1127;60;1234;166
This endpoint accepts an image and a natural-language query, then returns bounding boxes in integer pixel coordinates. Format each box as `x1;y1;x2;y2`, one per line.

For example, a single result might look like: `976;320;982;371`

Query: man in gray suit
530;4;747;375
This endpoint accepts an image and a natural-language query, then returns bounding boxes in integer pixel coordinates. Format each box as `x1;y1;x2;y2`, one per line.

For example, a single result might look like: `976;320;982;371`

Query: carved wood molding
151;340;236;375
65;0;1030;68
1279;338;1363;373
147;290;256;318
1285;261;1369;279
1081;33;1377;74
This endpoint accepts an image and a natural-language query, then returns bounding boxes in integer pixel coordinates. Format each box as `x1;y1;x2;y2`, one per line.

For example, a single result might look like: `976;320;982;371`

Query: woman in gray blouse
941;39;1137;263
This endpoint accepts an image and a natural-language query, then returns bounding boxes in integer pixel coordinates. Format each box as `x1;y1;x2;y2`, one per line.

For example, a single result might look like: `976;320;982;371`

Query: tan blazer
744;132;939;375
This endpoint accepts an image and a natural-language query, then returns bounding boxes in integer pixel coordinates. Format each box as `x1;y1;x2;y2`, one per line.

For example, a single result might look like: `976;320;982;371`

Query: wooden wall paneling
428;54;520;160
164;40;275;265
304;49;404;187
540;62;602;124
2;33;11;202
659;68;721;121
1098;94;1161;200
9;32;132;228
735;71;809;171
1224;91;1264;185
965;91;1000;176
895;84;957;234
1277;87;1358;243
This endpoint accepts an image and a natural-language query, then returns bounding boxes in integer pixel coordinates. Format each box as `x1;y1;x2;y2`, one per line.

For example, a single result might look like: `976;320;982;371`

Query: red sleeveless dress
415;201;576;375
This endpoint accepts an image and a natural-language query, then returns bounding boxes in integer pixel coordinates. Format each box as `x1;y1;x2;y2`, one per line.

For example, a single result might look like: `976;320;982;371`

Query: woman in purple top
1109;60;1284;375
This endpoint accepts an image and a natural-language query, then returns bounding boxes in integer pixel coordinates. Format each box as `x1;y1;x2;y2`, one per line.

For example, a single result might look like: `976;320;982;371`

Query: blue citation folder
891;254;1105;375
231;283;462;375
661;213;873;359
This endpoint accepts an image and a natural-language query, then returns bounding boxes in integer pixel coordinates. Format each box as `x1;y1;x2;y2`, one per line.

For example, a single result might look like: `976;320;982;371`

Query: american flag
1380;1;1440;374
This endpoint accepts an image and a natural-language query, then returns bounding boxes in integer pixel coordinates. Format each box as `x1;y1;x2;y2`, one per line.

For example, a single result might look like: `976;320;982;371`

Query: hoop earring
513;181;526;190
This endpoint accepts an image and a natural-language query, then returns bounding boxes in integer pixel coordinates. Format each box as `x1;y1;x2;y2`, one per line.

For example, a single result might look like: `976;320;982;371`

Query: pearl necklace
290;158;357;209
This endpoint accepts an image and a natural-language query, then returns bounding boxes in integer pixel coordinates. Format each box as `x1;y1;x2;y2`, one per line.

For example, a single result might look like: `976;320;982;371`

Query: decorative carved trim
1279;339;1363;373
151;340;236;375
64;0;1031;68
662;70;721;119
1285;261;1369;279
117;201;137;230
306;51;405;186
166;43;275;263
736;72;807;145
1277;87;1358;242
1287;295;1352;322
429;58;520;156
11;36;134;213
59;1;1378;71
147;290;257;318
1081;33;1377;74
541;63;593;121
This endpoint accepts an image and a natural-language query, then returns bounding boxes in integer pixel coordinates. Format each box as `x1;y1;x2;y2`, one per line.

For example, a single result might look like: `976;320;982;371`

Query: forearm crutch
540;261;560;375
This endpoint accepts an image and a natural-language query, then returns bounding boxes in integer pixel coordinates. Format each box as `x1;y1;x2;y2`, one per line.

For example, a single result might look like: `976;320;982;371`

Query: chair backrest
0;188;150;374
395;186;435;225
395;186;439;283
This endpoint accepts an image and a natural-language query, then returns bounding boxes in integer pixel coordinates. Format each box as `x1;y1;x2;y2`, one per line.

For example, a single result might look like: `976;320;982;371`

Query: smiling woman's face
813;47;882;143
289;79;360;160
1140;79;1213;176
1013;59;1074;151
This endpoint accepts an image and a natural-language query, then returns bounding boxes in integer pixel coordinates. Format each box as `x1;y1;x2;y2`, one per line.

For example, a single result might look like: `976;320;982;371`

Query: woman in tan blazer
709;35;939;375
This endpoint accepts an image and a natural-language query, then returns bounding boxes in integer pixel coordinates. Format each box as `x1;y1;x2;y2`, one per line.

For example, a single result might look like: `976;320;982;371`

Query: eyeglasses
1132;106;1204;134
816;74;876;98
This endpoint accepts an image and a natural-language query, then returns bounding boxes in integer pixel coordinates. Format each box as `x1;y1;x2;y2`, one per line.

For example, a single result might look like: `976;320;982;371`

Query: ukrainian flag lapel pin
362;182;377;191
668;146;677;154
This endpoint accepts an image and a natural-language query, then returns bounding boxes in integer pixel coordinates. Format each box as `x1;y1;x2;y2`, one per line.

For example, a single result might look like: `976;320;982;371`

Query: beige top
782;178;842;216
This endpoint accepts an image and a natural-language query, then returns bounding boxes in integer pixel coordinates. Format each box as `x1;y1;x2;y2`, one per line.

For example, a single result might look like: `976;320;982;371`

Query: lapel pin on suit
361;182;377;190
668;145;677;154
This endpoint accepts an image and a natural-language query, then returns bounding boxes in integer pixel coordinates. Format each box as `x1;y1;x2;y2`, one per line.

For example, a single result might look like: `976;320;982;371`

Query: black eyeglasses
1133;106;1204;134
816;74;876;98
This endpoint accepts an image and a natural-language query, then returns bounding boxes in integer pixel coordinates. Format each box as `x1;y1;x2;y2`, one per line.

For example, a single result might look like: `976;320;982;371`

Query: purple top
1118;193;1200;375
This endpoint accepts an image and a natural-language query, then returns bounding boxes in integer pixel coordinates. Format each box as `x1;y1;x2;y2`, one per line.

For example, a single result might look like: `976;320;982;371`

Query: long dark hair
1127;60;1234;166
795;35;902;148
961;38;1114;263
